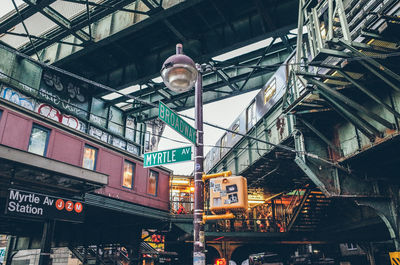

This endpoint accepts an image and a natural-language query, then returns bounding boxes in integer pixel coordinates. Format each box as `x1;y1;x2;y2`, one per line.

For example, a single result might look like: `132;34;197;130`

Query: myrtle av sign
5;189;84;222
144;146;192;168
158;101;196;144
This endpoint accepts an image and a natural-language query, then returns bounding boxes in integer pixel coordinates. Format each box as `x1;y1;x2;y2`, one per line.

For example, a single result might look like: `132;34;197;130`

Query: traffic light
209;175;248;214
215;258;226;265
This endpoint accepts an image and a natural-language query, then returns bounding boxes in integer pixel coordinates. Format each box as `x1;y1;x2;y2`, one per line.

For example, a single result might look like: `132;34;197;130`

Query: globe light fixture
161;44;198;93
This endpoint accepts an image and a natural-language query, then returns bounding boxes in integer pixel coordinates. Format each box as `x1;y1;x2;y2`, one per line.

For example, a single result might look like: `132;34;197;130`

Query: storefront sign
5;189;84;222
143;146;192;168
158;101;196;144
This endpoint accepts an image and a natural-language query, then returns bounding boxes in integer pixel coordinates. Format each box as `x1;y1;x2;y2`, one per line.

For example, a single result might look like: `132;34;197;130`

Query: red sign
65;201;74;212
74;202;83;213
216;258;226;265
55;199;64;210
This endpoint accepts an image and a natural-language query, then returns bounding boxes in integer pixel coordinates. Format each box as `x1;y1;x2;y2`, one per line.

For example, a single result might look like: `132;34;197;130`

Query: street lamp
161;44;206;265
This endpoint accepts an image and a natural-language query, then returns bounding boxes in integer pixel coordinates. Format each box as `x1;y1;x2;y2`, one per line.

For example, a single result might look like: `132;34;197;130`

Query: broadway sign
5;189;84;222
158;101;196;144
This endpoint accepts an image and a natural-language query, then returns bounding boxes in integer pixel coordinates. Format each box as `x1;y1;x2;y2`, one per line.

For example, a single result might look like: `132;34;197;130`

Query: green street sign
159;101;196;144
143;146;192;168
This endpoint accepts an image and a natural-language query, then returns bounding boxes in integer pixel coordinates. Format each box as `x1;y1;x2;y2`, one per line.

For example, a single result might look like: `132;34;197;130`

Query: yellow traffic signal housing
209;175;248;213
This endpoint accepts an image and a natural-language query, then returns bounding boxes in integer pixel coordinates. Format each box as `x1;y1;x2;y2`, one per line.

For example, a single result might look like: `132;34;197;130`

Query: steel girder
123;40;294;121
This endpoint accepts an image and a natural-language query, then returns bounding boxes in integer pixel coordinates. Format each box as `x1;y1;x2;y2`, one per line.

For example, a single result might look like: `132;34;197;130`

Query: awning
0;144;108;197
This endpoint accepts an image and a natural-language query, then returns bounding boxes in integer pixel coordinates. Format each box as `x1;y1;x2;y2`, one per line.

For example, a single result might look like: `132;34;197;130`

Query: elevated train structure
0;0;399;263
204;0;400;255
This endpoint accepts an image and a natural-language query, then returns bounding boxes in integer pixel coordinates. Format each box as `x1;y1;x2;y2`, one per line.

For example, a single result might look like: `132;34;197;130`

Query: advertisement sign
5;189;84;222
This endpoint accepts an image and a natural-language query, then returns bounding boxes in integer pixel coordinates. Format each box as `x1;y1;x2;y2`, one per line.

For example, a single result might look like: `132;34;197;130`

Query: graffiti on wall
111;136;127;150
37;103;86;132
89;126;109;143
1;83;141;155
43;72;86;102
127;143;139;156
1;87;36;111
39;70;90;118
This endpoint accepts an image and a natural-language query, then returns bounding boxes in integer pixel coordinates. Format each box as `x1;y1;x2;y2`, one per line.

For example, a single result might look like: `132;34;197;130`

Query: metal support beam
308;78;396;130
297;116;342;155
60;0;148;15
337;70;400;119
313;87;379;141
22;0;91;43
337;40;400;90
164;19;187;43
2;31;85;47
11;0;41;61
0;0;57;33
38;220;54;265
356;196;400;250
239;37;277;91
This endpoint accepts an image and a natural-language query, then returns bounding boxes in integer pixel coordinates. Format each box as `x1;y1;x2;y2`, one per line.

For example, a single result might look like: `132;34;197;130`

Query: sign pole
38;220;54;265
193;64;205;265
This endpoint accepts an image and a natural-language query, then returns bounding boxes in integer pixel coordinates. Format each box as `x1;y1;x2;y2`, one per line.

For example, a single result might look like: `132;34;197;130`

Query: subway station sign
158;101;196;144
5;189;84;222
143;146;192;168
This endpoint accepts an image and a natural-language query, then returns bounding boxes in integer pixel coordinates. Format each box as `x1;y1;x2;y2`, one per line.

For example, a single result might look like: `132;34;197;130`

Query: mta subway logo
55;199;83;213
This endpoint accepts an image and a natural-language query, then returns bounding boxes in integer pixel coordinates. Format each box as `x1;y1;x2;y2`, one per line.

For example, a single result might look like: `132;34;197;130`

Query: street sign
5;189;84;222
158;101;196;144
144;146;192;168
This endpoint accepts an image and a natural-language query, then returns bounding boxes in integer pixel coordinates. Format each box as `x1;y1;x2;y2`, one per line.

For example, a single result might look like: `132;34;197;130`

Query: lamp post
161;44;206;265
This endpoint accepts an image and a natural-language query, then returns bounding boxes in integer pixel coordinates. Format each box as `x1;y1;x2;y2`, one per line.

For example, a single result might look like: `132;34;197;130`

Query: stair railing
285;189;312;232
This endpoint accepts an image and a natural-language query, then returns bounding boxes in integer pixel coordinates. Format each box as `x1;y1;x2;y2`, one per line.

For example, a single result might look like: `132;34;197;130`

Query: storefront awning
0;144;108;197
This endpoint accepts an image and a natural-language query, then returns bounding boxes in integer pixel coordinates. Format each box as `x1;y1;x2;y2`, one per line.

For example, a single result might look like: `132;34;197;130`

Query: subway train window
246;101;256;131
264;78;276;104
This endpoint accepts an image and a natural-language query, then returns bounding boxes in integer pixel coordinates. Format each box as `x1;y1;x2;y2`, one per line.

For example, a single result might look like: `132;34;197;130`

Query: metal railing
206;217;286;233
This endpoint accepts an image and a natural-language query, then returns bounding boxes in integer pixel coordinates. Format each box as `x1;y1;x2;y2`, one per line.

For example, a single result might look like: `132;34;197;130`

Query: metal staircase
69;244;130;265
287;190;331;232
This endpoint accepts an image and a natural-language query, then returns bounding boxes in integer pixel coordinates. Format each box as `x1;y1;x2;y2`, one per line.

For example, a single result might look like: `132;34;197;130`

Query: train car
204;51;296;173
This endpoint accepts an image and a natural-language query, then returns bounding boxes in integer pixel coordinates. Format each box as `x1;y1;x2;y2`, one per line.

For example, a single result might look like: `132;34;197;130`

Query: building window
232;121;240;139
264;79;276;104
82;145;98;170
247;101;256;130
220;134;227;157
0;109;3;119
28;125;50;156
346;243;357;250
147;170;158;196
123;160;135;189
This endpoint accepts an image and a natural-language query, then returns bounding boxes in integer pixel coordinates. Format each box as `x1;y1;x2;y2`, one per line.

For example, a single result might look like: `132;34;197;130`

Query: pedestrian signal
209;175;248;213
